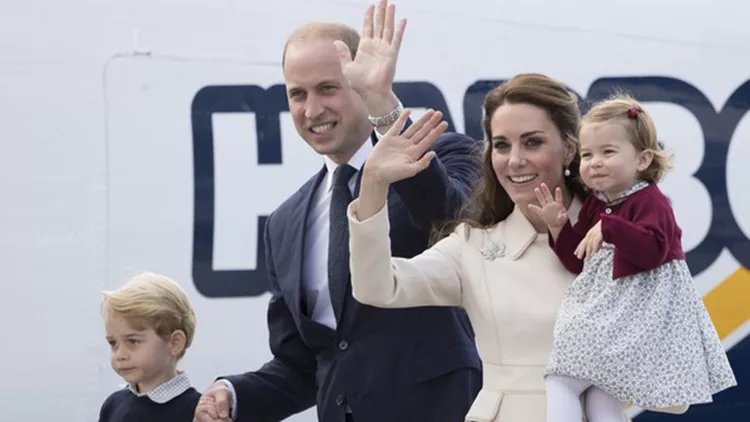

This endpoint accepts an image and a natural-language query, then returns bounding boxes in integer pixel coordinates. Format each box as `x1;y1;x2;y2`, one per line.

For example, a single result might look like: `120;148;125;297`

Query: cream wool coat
347;198;586;422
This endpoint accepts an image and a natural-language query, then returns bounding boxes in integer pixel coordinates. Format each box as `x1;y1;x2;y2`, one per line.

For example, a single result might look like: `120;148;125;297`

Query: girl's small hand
528;183;569;231
575;220;603;260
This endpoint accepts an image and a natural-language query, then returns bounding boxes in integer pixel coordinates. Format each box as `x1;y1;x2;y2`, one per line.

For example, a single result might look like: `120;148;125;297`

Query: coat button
335;395;345;406
338;340;349;351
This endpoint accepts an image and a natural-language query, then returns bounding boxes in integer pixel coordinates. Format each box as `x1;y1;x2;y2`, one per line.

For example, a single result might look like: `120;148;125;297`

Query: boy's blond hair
582;92;673;183
102;272;196;359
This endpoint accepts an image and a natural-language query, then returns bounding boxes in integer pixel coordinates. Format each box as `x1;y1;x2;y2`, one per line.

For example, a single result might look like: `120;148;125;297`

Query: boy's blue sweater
98;387;201;422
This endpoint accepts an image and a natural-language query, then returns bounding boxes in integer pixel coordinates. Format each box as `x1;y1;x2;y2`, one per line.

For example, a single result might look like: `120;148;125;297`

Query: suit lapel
286;166;327;320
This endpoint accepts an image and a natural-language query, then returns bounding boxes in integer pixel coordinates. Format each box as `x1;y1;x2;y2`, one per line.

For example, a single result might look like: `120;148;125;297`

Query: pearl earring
564;168;571;177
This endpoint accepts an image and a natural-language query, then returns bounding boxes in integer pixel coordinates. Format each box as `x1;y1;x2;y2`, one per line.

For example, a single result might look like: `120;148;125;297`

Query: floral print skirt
545;242;737;408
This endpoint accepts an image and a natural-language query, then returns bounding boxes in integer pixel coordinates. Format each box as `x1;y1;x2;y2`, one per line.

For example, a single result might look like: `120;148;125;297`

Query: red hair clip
627;105;642;119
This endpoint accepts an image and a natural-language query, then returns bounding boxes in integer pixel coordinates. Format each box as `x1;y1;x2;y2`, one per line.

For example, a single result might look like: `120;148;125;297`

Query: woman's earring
564;168;571;177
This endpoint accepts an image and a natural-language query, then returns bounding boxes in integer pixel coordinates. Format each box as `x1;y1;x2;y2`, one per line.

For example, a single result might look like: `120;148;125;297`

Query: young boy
98;272;201;422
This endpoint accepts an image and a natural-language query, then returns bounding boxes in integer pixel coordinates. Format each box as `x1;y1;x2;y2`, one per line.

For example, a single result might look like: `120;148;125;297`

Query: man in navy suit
194;2;482;421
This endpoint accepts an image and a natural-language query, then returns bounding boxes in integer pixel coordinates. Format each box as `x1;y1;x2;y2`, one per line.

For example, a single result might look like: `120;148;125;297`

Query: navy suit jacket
222;131;483;422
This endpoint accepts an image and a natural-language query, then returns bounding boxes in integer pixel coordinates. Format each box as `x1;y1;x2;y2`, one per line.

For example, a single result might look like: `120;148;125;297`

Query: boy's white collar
122;370;192;404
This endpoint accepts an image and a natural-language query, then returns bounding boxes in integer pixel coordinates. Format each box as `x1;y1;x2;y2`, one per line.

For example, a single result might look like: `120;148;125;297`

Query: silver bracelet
368;100;404;128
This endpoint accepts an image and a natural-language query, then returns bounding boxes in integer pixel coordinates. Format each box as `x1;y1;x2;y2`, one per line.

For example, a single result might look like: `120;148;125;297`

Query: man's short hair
282;22;360;68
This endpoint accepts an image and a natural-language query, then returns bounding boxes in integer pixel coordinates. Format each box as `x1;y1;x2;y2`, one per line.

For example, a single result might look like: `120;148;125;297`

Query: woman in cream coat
348;73;588;422
347;74;686;421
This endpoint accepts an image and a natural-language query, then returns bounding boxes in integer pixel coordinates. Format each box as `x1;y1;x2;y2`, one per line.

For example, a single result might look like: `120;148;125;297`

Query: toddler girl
530;93;737;422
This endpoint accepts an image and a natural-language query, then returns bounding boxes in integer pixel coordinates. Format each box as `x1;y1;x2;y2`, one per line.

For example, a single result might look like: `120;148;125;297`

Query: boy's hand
194;381;233;422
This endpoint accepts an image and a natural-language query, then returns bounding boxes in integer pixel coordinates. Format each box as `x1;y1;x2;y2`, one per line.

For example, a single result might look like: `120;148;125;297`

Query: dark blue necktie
328;164;357;323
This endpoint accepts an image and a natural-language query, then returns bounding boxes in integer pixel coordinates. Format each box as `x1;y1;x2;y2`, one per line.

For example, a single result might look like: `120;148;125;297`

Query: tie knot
332;164;356;188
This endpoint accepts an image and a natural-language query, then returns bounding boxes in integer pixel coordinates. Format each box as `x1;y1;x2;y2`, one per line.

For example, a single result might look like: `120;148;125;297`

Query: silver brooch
480;241;506;261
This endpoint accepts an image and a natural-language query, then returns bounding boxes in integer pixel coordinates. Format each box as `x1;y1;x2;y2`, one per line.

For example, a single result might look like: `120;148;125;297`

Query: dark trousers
345;414;355;422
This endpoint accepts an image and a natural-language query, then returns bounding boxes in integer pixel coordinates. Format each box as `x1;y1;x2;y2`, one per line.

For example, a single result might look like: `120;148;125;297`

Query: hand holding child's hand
575;220;603;260
528;183;569;231
194;381;233;422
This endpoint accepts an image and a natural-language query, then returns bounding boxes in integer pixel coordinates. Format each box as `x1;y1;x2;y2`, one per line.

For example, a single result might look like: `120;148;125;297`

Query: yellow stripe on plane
703;267;750;340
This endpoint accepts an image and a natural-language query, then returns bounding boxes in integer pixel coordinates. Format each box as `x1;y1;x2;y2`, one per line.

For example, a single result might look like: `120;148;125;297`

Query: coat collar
487;197;583;260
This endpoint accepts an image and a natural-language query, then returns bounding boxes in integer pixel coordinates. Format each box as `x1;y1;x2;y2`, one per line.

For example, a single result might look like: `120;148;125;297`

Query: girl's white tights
546;375;627;422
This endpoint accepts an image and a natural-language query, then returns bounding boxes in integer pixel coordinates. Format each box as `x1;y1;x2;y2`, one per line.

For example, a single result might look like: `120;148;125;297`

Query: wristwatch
368;100;404;128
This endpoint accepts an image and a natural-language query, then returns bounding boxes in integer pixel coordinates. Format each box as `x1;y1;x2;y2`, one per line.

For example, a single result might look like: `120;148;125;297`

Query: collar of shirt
322;136;374;193
124;371;193;404
595;180;650;206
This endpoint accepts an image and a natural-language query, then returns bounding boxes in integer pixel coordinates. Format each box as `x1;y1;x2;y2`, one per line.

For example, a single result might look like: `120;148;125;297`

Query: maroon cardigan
550;183;686;280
